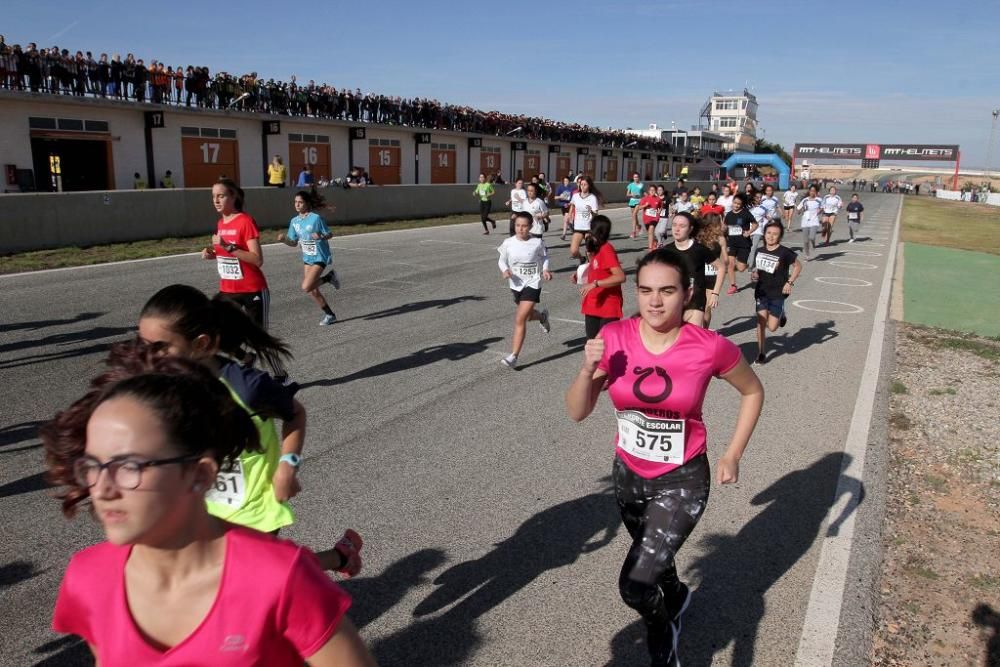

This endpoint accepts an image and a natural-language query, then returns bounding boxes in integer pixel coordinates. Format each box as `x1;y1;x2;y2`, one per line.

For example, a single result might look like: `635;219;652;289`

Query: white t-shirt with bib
498;236;550;290
570;193;599;231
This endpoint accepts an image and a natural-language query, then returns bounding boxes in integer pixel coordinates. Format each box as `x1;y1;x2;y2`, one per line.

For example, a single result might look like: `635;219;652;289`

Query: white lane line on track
330;245;394;253
829;260;879;270
792;300;865;314
420;239;488;246
814;277;874;287
842;251;883;257
794;198;902;667
551;317;586;324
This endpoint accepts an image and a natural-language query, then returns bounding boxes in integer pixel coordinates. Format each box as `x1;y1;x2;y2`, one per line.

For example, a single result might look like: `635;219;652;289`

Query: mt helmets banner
794;143;959;161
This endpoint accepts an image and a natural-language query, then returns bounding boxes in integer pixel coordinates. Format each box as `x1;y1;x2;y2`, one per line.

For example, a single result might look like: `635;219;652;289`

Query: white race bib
205;459;245;507
300;240;318;255
755;253;779;274
513;262;538;279
616;410;685;465
704;262;718;276
848;213;859;221
216;256;244;280
728;225;744;236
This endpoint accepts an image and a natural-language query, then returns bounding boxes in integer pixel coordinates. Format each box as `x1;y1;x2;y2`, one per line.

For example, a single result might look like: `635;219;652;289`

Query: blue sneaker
320;314;337;326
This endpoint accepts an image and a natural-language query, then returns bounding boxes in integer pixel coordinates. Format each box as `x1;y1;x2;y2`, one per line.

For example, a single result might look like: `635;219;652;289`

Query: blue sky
7;0;999;167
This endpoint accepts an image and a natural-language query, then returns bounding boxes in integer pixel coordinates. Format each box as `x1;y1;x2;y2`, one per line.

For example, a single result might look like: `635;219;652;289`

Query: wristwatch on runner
279;453;302;469
224;242;238;253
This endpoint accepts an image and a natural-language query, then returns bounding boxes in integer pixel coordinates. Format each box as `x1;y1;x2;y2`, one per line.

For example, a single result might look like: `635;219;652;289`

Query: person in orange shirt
173;65;183;104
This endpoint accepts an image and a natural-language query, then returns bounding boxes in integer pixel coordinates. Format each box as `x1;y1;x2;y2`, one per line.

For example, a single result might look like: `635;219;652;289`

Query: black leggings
585;315;618;340
479;200;494;230
613;454;710;626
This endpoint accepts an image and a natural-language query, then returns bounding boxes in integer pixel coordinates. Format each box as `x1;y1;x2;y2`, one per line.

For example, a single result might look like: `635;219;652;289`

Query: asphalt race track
0;194;902;666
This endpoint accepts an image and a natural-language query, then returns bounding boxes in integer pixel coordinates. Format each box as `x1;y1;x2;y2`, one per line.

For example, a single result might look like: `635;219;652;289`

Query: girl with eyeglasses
41;352;376;667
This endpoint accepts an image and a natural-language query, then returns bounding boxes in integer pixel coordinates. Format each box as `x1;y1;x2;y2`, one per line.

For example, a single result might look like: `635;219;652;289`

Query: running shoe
779;313;787;328
500;354;517;369
491;220;497;230
334;529;364;578
848;238;855;243
629;231;636;239
320;314;338;326
538;308;551;333
755;352;767;365
726;284;738;295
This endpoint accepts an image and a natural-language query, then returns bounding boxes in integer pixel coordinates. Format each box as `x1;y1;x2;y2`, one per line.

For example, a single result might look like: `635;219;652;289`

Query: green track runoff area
899;197;1000;338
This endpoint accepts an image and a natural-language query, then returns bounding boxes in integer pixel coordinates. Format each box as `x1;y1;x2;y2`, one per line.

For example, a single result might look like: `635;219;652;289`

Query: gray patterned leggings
613;454;710;625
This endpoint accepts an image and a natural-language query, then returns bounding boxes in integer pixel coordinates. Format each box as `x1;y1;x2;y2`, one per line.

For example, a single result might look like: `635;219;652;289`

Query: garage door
431;142;456;184
583;157;596;179
480;146;501;179
524;150;541;179
556;155;571;180
604;158;618;182
181;126;239;187
289;133;331;183
368;139;401;185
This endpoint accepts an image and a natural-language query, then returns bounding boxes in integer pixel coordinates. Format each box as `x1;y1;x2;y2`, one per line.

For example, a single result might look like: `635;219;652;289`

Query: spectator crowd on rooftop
0;36;677;153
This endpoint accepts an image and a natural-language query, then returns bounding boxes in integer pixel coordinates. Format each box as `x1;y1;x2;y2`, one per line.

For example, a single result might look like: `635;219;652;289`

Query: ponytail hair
216;178;245;212
138;284;290;376
41;349;260;518
295;186;327;212
586;215;612;254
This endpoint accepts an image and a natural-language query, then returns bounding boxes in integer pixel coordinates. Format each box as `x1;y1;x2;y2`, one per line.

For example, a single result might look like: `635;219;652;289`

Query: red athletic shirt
638;195;662;224
582;242;624;319
215;212;268;293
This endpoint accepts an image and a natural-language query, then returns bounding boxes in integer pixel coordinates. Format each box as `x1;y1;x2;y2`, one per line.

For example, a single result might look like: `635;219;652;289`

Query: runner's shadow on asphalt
298;337;504;389
339;548;448;630
516;336;587;370
0;559;43;592
0;419;46;451
738;320;838;363
335;296;487;324
0;472;50;499
713;316;758;339
0;312;104;334
29;635;93;666
0;326;135;355
606;453;864;666
810;252;847;262
371;482;620;666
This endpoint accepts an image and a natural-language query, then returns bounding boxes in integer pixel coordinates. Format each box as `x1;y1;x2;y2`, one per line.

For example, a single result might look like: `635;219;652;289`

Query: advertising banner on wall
793;143;959;161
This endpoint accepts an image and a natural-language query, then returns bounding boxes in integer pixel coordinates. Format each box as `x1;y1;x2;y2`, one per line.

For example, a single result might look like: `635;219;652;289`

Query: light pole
987;109;1000;179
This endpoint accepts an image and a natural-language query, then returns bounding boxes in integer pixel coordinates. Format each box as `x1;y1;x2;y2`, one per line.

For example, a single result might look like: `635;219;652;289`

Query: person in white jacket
796;184;823;260
497;212;553;368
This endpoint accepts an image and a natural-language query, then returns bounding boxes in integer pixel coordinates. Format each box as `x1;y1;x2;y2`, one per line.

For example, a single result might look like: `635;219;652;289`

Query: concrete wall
0;180;717;254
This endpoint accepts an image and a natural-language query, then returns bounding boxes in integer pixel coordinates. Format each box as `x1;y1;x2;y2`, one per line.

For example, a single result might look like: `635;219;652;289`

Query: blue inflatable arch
720;152;790;190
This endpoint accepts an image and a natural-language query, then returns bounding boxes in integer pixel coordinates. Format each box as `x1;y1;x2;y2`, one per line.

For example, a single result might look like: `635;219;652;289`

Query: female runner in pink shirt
41;352;376;667
565;248;764;666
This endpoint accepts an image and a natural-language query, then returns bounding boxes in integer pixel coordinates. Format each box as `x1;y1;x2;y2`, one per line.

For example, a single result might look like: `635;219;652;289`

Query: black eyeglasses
73;454;200;490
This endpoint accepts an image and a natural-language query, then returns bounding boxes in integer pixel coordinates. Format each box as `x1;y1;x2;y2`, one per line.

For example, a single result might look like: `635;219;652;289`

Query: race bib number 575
616;410;685;464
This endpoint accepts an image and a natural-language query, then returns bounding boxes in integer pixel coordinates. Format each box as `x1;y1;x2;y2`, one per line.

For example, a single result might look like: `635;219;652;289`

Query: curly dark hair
40;345;260;518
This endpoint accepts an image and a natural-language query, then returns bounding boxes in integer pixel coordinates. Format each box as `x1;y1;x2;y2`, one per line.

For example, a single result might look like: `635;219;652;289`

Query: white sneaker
500;354;517;369
320;314;337;326
848;238;855;243
538;308;551;333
